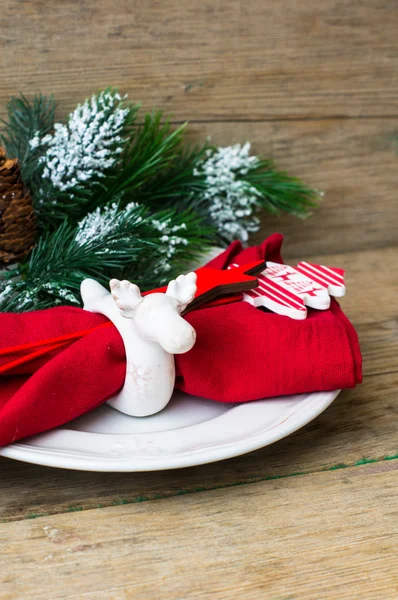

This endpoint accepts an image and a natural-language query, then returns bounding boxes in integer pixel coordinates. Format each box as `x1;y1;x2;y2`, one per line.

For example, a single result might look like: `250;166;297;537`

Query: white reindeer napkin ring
80;273;197;417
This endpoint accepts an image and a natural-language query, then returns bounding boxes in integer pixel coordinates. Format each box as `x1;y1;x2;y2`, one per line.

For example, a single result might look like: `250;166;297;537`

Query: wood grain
1;65;397;253
0;460;397;600
0;245;396;522
1;0;397;120
307;247;398;328
0;370;397;523
185;119;398;257
0;1;396;598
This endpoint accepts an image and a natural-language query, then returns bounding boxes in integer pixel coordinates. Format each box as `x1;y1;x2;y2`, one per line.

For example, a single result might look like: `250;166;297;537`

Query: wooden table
0;1;397;598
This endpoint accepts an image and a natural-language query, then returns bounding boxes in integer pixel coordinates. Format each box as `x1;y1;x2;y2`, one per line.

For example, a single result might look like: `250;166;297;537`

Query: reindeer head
109;273;197;355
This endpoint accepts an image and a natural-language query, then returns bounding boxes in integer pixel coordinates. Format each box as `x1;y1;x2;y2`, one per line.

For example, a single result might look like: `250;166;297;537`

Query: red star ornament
143;261;266;314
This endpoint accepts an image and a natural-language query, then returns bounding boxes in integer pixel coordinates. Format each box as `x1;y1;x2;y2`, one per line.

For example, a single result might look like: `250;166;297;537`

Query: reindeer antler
166;272;197;311
110;279;143;318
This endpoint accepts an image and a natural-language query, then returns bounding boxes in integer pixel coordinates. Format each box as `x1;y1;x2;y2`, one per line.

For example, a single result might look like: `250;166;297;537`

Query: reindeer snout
167;327;196;354
164;327;196;354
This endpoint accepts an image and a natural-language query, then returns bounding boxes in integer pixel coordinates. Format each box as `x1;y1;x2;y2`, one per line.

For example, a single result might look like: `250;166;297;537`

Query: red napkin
0;234;361;447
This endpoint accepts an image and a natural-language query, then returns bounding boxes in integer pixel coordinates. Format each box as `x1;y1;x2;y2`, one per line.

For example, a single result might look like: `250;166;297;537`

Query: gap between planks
2;452;397;525
0;461;397;600
1;368;397;524
159;115;398;124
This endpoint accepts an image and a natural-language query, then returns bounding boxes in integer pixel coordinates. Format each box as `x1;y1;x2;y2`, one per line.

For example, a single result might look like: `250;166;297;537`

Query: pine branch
173;144;320;244
96;112;200;206
0;90;322;314
133;208;214;290
0;203;213;312
33;106;211;228
0;204;151;311
117;143;319;244
131;139;210;209
0;93;56;186
32;89;139;229
243;158;319;218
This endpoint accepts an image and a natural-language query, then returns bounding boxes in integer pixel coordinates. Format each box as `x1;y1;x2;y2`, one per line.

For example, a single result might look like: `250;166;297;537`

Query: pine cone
0;147;37;264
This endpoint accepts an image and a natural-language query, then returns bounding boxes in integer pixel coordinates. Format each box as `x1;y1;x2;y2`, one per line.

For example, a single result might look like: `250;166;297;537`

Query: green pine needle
0;93;56;186
244;159;319;218
133;140;210;209
32;89;140;229
0;203;212;312
0;89;322;314
96;112;203;206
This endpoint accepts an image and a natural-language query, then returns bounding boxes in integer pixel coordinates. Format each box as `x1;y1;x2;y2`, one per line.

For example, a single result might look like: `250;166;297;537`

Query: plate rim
0;390;340;472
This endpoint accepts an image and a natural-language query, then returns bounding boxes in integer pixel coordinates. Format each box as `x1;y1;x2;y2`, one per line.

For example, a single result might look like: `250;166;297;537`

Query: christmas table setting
0;88;362;472
0;26;397;596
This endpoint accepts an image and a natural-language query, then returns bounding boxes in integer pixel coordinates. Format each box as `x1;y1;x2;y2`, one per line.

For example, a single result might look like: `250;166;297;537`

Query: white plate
0;389;340;471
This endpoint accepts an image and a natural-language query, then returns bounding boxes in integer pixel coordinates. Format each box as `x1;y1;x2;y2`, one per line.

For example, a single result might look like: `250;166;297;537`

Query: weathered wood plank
308;247;398;328
185;119;398;257
0;246;396;522
0;461;397;600
0;101;397;253
0;0;397;120
0;370;396;523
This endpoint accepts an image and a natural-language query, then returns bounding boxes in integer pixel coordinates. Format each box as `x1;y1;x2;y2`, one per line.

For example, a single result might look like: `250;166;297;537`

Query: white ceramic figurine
80;272;197;417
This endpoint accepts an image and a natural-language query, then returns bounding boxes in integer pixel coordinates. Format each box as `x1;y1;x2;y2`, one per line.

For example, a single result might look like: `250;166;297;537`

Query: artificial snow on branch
30;90;133;193
0;94;56;187
193;143;319;243
193;143;262;243
0;87;320;312
0;202;212;312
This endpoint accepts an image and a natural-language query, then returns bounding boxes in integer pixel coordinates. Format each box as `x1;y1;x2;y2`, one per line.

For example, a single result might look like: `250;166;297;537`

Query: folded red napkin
177;234;362;400
0;234;361;447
